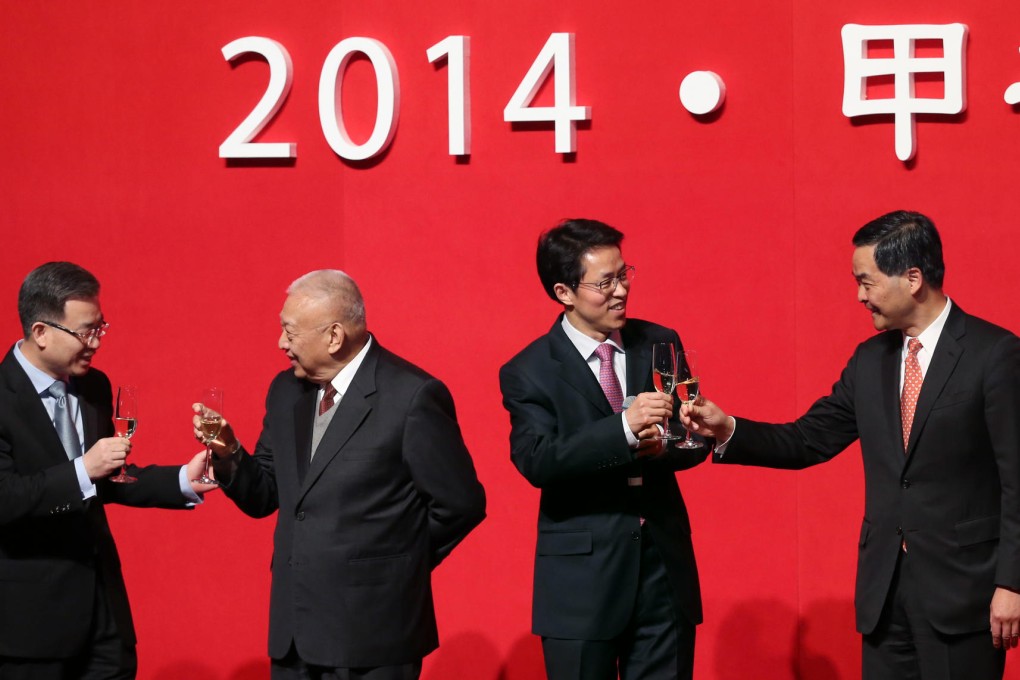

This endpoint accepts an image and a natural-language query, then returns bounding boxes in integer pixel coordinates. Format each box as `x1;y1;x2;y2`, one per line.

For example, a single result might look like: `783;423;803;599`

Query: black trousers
0;573;136;680
272;642;422;680
542;526;695;680
862;549;1005;680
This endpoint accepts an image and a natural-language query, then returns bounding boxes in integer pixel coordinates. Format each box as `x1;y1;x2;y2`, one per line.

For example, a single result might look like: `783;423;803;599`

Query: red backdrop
3;1;1020;678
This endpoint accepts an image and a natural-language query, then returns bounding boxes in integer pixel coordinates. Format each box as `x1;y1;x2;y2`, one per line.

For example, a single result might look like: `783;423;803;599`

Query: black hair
852;210;945;289
18;262;100;337
536;219;624;302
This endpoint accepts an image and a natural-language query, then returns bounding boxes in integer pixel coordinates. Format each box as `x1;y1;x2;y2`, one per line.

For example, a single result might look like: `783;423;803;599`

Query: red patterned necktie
901;338;923;451
594;343;624;413
319;384;338;416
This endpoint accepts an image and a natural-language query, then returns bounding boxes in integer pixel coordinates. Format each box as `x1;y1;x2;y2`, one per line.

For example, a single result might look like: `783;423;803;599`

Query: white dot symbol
679;71;726;115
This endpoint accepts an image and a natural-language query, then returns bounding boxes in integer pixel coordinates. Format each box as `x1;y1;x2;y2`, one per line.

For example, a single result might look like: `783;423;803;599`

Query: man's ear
906;267;923;295
326;322;346;354
553;283;574;307
29;322;50;349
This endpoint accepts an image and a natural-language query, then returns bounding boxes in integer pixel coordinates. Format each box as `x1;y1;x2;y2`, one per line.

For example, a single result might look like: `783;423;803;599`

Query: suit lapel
297;344;377;502
879;332;904;457
75;379;101;450
622;325;651;396
1;350;68;464
548;319;614;415
293;384;316;485
906;305;965;457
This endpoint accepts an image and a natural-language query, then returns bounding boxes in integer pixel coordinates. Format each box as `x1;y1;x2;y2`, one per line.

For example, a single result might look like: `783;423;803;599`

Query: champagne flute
676;349;704;449
111;386;138;483
194;387;223;486
652;342;682;441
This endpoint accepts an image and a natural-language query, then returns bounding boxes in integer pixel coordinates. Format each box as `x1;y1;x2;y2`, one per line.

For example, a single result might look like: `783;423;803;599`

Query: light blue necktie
49;380;81;460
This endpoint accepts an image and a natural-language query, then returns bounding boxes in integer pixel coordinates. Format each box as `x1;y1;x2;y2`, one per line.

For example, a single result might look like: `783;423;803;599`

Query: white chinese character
841;23;968;162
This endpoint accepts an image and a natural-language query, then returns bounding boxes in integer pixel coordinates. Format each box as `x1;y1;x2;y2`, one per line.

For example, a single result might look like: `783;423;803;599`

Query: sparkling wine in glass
194;387;222;486
676;349;704;449
111;386;138;483
652;342;682;441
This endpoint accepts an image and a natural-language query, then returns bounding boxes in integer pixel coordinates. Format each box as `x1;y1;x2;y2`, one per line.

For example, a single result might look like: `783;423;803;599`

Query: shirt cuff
714;417;737;458
179;465;203;506
74;457;97;500
622;412;640;448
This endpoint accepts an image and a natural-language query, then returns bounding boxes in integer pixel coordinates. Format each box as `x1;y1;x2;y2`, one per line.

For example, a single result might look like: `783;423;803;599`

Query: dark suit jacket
718;304;1020;635
499;317;706;640
0;347;192;659
214;339;486;668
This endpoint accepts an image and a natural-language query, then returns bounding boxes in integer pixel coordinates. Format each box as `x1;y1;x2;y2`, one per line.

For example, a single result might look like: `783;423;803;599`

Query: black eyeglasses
41;320;109;346
575;265;636;295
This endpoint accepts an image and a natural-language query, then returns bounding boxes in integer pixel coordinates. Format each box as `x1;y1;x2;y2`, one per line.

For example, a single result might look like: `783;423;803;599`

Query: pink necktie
901;338;923;451
594;343;624;413
319;384;338;416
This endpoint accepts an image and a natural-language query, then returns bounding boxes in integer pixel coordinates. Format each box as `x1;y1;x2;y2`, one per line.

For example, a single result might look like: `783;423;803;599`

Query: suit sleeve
99;464;193;509
0;395;187;524
499;361;635;488
984;333;1020;589
721;350;861;469
212;405;282;519
401;379;485;567
0;437;83;524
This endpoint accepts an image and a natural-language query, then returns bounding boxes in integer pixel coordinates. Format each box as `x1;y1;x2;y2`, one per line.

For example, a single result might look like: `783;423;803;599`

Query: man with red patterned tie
499;219;707;680
684;210;1020;680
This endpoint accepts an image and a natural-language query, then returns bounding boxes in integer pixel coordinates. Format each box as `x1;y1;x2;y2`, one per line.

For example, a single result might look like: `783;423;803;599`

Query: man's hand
185;450;220;495
625;392;673;440
990;587;1020;649
680;395;735;442
82;436;131;481
192;403;239;459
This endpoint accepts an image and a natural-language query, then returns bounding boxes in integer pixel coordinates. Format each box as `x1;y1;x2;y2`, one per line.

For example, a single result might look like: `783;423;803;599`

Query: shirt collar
12;340;65;395
560;315;624;360
904;297;952;353
325;334;373;396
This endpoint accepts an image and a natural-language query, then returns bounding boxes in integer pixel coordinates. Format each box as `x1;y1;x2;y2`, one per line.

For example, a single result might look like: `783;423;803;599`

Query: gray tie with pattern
49;380;82;460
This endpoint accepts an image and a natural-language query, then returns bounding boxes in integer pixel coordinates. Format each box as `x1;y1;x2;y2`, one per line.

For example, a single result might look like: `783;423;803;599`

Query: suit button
631;531;641;541
296;511;305;521
901;479;910;489
896;526;903;535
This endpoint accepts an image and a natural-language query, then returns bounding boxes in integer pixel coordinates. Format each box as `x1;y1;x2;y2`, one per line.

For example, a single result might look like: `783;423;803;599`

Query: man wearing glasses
499;219;707;680
0;261;215;680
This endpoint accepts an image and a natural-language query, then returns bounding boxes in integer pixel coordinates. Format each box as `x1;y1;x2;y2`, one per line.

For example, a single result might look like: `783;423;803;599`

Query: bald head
287;270;367;342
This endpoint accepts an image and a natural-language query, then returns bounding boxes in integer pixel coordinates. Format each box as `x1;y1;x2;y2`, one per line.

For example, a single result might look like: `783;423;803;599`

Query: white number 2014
219;33;588;159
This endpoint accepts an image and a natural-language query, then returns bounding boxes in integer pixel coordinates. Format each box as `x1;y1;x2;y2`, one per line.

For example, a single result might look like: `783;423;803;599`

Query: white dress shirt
318;334;374;411
900;298;951;388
